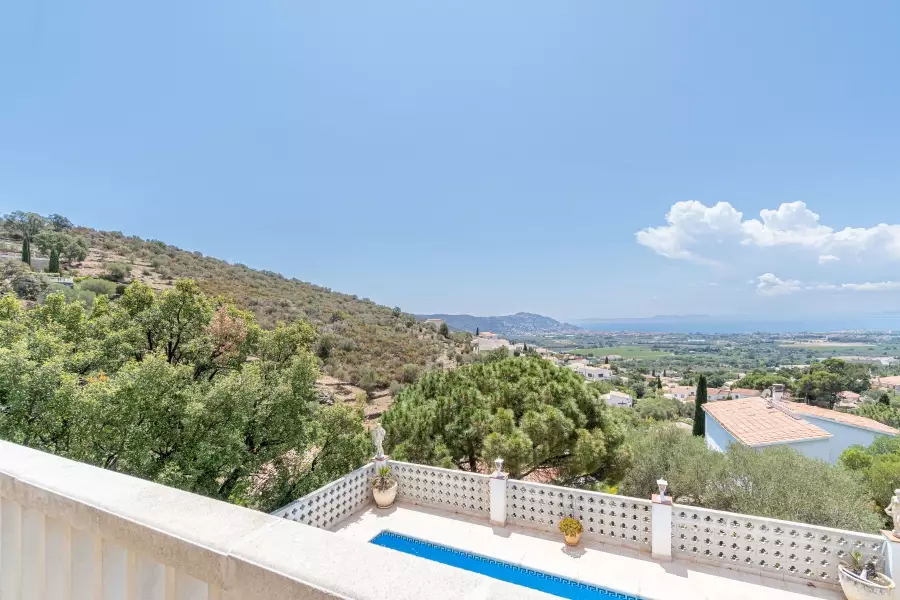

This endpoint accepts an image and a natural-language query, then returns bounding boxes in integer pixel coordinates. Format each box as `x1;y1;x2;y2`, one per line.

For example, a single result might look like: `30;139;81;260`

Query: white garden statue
886;489;900;537
372;423;386;459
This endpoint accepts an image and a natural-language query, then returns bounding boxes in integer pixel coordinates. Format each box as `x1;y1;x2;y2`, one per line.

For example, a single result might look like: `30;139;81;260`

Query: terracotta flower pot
564;532;581;547
838;565;895;600
373;481;398;508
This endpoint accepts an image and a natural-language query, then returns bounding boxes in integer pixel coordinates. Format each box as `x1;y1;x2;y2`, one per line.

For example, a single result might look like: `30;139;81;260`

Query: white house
568;363;613;382
729;388;760;400
601;390;634;408
472;336;511;354
668;386;695;401
703;397;898;464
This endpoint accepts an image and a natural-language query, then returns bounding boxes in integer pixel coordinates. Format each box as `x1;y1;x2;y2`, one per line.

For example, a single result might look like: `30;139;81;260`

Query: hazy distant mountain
418;312;582;337
575;314;900;334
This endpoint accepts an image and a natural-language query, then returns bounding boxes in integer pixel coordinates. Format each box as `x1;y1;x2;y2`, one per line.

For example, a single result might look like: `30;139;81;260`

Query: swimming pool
370;531;641;600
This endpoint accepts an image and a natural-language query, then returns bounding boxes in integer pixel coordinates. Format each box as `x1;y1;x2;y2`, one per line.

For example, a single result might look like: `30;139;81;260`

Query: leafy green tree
48;248;60;274
438;322;450;338
4;211;45;245
622;426;882;532
734;371;791;390
47;214;74;231
34;231;88;265
692;375;708;436
634;396;681;421
854;404;900;428
381;356;628;483
0;281;369;511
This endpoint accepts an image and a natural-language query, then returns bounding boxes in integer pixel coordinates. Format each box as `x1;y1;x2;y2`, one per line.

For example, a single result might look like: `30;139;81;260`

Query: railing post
651;479;672;562
489;458;507;526
882;530;900;581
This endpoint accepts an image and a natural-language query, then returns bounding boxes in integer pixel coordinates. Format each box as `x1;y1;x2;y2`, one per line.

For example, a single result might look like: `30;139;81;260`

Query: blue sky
2;1;899;320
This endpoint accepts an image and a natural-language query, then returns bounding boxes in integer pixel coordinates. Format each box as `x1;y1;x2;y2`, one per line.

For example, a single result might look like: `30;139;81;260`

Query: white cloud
637;200;900;262
754;274;900;296
755;273;804;296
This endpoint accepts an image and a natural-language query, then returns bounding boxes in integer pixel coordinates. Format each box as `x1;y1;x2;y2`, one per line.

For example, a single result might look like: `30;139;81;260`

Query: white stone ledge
0;441;554;599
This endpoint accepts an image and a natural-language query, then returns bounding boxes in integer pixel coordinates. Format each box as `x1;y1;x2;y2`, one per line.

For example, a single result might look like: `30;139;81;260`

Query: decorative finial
657;479;668;501
494;457;504;476
886;489;900;537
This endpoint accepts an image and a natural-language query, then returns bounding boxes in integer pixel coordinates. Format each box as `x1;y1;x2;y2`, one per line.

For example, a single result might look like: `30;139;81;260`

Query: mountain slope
417;312;581;337
70;227;456;388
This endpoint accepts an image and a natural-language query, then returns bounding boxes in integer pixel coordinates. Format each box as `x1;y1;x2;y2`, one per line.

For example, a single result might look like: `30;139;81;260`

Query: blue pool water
370;531;641;600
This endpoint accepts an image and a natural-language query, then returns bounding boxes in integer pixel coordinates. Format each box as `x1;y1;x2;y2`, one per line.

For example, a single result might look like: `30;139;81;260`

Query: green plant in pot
559;517;583;547
838;550;895;600
371;466;398;508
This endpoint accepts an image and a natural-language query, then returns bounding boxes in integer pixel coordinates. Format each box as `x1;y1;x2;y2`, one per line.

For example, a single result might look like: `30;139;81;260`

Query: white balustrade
506;480;653;550
672;503;885;586
275;463;375;529
391;461;491;517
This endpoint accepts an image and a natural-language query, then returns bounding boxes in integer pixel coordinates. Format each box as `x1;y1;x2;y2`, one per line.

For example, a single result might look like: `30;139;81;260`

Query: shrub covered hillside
0;212;462;389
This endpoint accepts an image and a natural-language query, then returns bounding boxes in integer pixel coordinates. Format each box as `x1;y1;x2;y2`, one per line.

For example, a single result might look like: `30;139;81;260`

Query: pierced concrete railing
391;461;491;518
672;503;885;587
275;462;375;529
506;480;652;550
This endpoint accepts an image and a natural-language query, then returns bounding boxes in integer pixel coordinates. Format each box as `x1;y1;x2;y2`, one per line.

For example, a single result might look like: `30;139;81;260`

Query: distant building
423;318;445;329
834;356;899;367
729;388;760;400
873;376;900;392
472;336;510;354
601;390;633;408
569;364;613;382
477;332;499;340
668;386;695;401
836;391;861;409
704;396;898;464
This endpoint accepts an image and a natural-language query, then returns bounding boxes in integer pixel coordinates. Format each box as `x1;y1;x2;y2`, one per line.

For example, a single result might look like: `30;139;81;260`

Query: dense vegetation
840;437;900;511
0;211;459;389
623;426;884;532
381;356;629;483
0;281;370;512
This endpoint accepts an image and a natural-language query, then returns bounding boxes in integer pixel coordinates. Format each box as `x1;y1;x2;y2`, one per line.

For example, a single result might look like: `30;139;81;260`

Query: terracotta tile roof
781;401;899;435
875;376;900;387
730;388;760;396
838;391;860;400
703;397;832;447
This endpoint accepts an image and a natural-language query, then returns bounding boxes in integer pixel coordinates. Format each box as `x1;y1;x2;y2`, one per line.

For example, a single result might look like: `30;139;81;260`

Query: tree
47;214;74;231
34;231;88;265
604;356;609;365
21;237;30;265
476;327;480;336
48;248;60;274
656;375;663;390
692;375;708;436
438;322;450;338
0;280;369;512
621;426;883;532
4;211;45;244
381;356;628;482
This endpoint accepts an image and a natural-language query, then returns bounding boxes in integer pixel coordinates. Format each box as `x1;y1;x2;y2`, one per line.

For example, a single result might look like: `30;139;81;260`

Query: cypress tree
523;343;528;353
604;356;609;365
21;238;30;265
692;375;708;436
49;248;60;274
476;327;480;336
656;375;663;390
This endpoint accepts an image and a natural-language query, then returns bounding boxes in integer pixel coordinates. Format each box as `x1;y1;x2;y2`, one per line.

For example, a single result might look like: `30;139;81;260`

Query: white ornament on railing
657;479;668;502
373;423;386;459
885;489;900;538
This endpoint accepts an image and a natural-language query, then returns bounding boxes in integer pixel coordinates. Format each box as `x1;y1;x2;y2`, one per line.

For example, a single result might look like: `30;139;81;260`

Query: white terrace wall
0;442;549;600
506;480;652;551
391;461;491;518
276;463;375;529
672;503;885;587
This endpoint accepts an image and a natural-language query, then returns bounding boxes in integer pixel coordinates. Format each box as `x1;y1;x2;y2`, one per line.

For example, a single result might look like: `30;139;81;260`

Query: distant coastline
574;315;900;334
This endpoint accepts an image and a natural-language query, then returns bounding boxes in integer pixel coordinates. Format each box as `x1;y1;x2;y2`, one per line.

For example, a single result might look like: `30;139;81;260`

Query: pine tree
21;238;30;265
49;247;60;274
692;375;708;436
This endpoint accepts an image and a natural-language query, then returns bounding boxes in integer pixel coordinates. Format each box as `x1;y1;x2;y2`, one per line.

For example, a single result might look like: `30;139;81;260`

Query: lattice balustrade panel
277;463;375;530
672;504;885;584
391;462;490;517
506;481;652;549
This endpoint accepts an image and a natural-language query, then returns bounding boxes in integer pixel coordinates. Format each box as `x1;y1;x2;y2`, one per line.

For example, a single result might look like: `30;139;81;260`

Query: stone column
489;458;508;526
651;479;672;562
881;530;900;581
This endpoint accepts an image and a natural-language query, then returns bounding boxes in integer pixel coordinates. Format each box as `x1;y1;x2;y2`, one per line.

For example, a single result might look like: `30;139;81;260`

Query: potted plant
371;466;398;508
838;550;895;600
558;517;583;547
